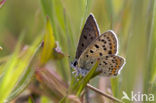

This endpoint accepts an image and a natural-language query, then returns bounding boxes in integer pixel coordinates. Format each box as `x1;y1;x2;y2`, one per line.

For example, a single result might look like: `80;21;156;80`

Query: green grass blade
28;97;33;103
7;67;34;102
0;35;42;103
7;35;42;101
76;60;99;96
144;0;156;96
40;18;55;65
0;35;23;102
40;0;58;39
149;0;156;85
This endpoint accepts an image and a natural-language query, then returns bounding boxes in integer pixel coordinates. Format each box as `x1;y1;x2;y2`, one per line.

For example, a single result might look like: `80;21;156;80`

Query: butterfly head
70;59;78;68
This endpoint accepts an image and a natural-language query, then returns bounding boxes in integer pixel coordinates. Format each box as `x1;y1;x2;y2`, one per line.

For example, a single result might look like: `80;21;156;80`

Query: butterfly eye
73;61;78;66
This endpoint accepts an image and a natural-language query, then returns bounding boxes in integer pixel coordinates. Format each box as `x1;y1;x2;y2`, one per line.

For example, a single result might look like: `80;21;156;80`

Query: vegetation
0;0;156;103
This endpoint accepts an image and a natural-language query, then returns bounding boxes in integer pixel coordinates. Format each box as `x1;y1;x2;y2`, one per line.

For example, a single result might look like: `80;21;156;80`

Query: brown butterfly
71;14;125;77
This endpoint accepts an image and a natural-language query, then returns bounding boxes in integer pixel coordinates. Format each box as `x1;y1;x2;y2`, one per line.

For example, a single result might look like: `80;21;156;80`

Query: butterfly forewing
78;30;118;61
75;14;99;59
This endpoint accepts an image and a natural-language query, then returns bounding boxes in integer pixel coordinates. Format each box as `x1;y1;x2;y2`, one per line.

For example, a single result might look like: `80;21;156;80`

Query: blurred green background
0;0;156;103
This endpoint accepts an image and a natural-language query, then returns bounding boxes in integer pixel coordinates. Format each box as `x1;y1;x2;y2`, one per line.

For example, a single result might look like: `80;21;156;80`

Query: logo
121;91;154;102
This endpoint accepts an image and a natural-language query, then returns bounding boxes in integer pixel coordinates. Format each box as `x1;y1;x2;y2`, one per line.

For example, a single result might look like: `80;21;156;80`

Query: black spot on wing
101;39;107;44
81;43;84;47
108;51;112;54
99;53;103;56
104;48;107;50
106;56;108;59
90;50;94;53
112;59;115;63
95;44;99;48
83;35;87;39
103;61;107;65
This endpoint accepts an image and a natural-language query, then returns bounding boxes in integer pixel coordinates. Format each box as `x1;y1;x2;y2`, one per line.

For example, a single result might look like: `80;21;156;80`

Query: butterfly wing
78;30;118;60
77;30;124;76
99;55;125;76
78;55;125;76
75;14;100;59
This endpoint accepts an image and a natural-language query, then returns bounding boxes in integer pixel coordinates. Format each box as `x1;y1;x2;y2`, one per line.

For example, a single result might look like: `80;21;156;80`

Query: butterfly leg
73;67;88;77
75;67;80;77
71;59;81;77
79;68;88;76
71;66;78;75
72;67;89;77
70;60;88;77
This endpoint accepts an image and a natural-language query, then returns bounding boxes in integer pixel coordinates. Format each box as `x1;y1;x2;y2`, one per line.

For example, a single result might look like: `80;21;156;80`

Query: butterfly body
72;14;125;77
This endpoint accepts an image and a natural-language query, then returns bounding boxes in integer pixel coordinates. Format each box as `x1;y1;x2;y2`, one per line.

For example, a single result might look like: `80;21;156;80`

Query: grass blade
0;35;42;102
76;60;99;96
40;18;55;65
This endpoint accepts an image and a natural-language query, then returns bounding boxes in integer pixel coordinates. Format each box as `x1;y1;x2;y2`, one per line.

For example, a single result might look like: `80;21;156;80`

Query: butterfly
71;14;125;77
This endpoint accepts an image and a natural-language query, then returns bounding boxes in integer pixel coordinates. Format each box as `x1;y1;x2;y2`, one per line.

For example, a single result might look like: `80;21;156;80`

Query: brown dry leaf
35;67;68;102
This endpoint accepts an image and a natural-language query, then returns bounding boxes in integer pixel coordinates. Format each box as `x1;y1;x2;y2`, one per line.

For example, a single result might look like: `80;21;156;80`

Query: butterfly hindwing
78;55;125;77
99;55;125;76
75;14;99;59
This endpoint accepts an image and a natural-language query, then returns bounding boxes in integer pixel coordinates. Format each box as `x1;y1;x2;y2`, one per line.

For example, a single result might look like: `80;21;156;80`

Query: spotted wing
78;55;125;76
75;14;99;59
78;30;118;61
98;55;125;76
78;30;118;70
77;30;125;76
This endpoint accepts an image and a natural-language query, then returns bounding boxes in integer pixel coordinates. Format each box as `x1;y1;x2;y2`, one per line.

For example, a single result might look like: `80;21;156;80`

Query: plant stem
85;87;90;103
86;84;124;103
